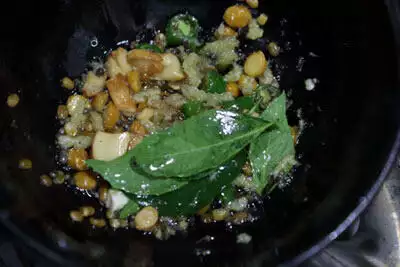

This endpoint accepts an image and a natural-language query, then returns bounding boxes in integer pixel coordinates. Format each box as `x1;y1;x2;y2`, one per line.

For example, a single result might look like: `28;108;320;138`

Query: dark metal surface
298;2;400;266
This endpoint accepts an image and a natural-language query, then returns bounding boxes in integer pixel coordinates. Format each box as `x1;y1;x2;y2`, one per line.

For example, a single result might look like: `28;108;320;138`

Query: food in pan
52;2;298;239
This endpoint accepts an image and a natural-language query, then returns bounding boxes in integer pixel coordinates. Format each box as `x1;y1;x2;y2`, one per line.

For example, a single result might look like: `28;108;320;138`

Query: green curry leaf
133;110;272;178
132;151;246;216
86;154;188;196
220;185;236;204
182;100;206;118
249;129;294;195
135;43;163;53
259;93;289;129
166;14;201;49
119;199;140;219
249;93;295;195
204;70;226;94
222;96;255;112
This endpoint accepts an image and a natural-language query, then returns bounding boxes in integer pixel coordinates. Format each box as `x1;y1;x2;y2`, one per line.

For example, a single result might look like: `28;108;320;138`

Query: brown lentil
18;159;32;170
103;102;120;131
91;91;109;112
98;186;109;202
267;42;280;57
212;209;229;221
231;212;248;225
109;219;121;229
67;148;88;171
80;206;95;217
202;214;214;224
119;219;129;228
40;175;53;187
74;172;97;190
106;210;114;219
135;206;159;231
130;120;147;136
197;205;210;215
57;105;69;120
70;210;84;222
61;77;75;90
136;102;147;112
242;162;253;176
90;218;106;228
7;94;20;108
53;171;66;184
226;82;240;97
290;126;298;144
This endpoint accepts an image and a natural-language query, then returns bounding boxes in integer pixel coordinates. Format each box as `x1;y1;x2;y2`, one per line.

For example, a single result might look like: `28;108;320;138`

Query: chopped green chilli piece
136;43;163;53
166;14;201;48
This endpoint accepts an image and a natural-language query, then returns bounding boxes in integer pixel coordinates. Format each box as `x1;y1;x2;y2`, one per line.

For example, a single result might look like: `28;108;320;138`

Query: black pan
0;0;399;266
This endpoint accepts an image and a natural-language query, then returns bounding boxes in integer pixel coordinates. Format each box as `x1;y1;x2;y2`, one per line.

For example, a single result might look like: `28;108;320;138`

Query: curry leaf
249;93;295;195
222;96;255;112
182;100;205;118
249;129;294;195
204;70;226;94
220;185;236;204
135;43;163;53
253;84;277;109
132;110;272;178
259;93;289;129
86;154;188;196
119;199;140;219
133;152;246;216
87;151;217;196
166;14;201;48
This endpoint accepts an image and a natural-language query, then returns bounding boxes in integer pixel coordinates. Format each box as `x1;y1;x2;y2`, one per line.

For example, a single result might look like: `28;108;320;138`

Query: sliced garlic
106;75;136;113
83;71;106;97
128;49;163;62
57;135;92;149
106;189;129;213
89;111;104;132
152;53;185;81
127;49;164;78
105;48;132;78
114;48;132;74
105;56;123;78
92;131;131;161
66;95;89;117
137;108;155;122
